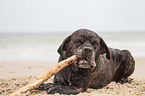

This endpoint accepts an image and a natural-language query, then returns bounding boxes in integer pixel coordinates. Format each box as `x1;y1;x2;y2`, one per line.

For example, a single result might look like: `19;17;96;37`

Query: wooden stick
10;55;77;96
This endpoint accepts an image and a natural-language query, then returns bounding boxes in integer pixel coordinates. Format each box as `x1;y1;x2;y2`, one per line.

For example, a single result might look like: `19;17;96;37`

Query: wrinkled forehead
71;29;100;40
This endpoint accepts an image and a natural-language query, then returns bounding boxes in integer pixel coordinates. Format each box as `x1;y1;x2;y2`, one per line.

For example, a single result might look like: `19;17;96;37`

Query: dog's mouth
75;57;96;69
77;58;91;68
73;48;96;69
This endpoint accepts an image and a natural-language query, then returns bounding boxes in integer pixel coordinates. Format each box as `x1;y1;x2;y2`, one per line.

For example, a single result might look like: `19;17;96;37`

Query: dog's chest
66;69;92;87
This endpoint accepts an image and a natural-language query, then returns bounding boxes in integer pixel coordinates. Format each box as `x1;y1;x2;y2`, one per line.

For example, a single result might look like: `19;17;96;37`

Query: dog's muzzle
74;47;96;69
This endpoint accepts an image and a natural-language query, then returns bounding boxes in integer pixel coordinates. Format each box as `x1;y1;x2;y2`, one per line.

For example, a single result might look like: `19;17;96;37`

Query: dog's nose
83;47;93;55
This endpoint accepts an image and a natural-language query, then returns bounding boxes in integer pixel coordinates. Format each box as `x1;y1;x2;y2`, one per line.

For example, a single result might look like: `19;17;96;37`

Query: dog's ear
57;35;71;56
100;37;110;59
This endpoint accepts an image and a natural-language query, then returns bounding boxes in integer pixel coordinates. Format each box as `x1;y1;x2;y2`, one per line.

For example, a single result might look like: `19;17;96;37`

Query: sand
0;57;145;96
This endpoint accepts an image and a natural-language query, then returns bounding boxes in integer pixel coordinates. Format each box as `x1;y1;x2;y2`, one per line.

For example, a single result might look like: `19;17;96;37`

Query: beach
0;32;145;95
0;57;145;96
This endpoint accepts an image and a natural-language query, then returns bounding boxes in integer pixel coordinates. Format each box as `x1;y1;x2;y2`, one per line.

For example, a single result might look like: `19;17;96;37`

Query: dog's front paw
37;83;82;94
46;86;62;94
36;83;55;90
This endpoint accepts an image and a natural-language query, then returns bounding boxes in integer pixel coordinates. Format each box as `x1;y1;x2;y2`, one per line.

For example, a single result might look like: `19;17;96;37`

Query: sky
0;0;145;33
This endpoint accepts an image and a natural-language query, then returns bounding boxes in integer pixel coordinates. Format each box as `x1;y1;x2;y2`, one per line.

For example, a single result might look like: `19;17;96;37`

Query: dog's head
58;29;110;69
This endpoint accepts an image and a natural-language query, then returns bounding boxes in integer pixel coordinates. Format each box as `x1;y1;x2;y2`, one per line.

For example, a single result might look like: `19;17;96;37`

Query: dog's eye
75;40;81;45
92;42;98;48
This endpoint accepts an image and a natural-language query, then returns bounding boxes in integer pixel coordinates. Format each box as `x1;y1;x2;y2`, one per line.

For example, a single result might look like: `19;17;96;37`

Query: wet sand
0;57;145;96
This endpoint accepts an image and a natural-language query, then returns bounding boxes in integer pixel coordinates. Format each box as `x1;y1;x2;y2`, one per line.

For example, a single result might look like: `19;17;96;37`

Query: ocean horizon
0;32;145;61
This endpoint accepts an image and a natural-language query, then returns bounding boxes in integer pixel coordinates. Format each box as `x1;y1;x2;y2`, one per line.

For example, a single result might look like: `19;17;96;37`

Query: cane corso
37;29;135;94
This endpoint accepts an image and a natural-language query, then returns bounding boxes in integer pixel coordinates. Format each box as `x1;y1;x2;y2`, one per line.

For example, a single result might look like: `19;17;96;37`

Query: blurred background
0;0;145;61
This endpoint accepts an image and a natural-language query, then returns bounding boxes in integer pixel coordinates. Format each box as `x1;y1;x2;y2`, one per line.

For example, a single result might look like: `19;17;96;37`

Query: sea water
0;32;145;61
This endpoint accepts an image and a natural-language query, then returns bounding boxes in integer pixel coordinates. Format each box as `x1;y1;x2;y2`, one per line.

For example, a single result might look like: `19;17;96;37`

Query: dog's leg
114;50;135;84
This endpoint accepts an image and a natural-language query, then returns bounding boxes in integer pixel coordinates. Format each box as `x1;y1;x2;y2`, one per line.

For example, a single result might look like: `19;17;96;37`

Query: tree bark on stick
10;55;77;96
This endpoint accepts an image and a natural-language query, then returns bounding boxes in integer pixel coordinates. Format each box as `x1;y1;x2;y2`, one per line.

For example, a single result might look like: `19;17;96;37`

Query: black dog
37;29;135;94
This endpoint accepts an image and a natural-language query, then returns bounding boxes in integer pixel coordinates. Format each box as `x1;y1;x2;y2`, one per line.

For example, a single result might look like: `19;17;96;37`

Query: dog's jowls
37;29;135;94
